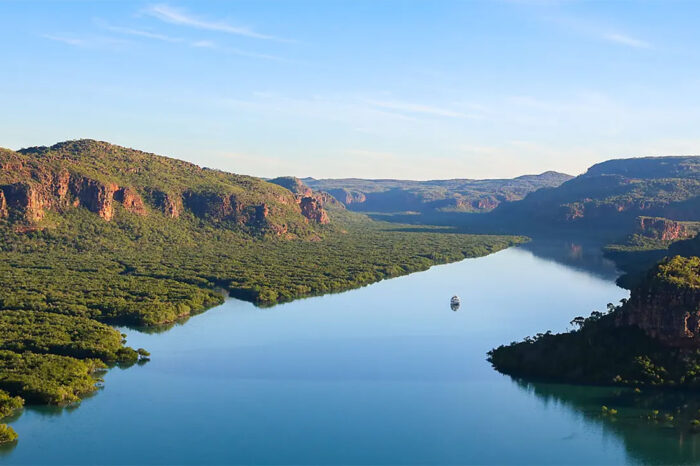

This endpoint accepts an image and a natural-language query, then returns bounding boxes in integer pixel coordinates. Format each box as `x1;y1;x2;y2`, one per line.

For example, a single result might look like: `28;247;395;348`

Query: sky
2;0;700;180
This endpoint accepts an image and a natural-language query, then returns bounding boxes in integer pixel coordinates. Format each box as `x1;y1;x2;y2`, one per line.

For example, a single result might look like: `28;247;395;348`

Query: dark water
2;241;696;465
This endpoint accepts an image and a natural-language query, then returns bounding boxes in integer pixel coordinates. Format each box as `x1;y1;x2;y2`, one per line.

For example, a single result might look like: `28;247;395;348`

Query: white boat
450;295;460;311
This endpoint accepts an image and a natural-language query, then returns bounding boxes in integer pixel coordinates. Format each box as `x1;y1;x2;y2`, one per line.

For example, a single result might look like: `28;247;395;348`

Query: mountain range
303;171;573;213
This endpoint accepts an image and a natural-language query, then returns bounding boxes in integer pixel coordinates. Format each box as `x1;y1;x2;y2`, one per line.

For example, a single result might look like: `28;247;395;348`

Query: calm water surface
3;241;697;465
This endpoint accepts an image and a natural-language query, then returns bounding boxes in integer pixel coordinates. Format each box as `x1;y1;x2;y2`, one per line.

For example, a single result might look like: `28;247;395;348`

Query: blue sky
2;0;700;179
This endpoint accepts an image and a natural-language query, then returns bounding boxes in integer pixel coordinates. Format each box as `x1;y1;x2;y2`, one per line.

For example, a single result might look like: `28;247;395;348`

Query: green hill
0;140;523;422
1;139;333;237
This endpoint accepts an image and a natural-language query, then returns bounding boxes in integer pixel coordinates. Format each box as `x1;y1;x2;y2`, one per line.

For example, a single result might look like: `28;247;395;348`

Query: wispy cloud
365;99;473;119
539;12;653;50
42;34;87;47
100;23;182;43
92;18;287;61
41;34;129;49
191;40;216;48
145;4;283;41
602;32;651;49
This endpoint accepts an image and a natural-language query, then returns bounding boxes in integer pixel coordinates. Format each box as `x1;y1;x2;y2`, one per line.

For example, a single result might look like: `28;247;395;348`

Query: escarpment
327;188;367;206
69;177;119;220
637;217;696;241
0;190;7;219
151;191;181;218
299;196;330;224
0;140;332;237
183;191;272;228
114;187;147;216
616;256;700;347
269;176;341;225
0;173;136;223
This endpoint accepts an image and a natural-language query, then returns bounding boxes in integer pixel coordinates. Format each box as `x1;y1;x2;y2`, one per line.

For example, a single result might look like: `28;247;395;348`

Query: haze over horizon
3;1;700;180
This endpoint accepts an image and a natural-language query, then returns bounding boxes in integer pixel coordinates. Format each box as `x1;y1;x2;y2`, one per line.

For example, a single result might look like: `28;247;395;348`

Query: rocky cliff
269;176;343;225
637;217;696;241
0;140;331;237
617;256;700;347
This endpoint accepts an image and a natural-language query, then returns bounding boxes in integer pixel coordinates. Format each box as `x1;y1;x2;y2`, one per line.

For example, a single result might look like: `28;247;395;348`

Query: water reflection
516;236;621;282
514;378;700;464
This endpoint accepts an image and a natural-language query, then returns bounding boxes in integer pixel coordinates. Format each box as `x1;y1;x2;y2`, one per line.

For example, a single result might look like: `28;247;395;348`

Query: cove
2;240;681;465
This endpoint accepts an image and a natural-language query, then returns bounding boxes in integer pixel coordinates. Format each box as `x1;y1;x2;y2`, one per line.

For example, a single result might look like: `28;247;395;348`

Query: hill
493;156;700;234
0;139;524;428
1;140;331;237
302;171;572;214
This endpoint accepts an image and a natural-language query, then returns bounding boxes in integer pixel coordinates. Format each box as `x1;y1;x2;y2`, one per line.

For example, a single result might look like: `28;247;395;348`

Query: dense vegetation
0;391;23;419
488;308;688;386
0;207;520;325
0;424;17;445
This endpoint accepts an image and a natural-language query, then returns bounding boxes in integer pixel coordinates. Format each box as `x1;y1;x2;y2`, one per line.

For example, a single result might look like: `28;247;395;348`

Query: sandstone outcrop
327;189;367;206
267;176;335;224
183;191;273;228
152;191;181;218
114;187;147;216
0;190;6;219
616;256;700;347
299;196;330;224
637;217;694;241
0;182;46;222
69;177;118;221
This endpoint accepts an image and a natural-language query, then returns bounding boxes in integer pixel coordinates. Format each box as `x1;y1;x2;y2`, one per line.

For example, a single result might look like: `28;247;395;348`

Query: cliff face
617;256;700;347
0;173;141;223
637;217;694;241
268;176;339;225
151;191;181;218
183;191;273;228
0;190;6;219
0;140;331;237
327;189;367;206
299;196;329;224
114;187;147;216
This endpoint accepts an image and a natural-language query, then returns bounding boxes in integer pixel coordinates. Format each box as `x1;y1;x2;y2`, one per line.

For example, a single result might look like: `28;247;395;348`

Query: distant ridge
493;155;700;232
303;171;572;213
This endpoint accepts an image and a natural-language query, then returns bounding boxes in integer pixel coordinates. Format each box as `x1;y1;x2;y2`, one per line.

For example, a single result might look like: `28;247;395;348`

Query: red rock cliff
637;217;693;241
616;256;700;347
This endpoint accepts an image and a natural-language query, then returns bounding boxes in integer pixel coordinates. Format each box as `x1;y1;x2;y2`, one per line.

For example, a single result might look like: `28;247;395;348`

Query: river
4;240;695;465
